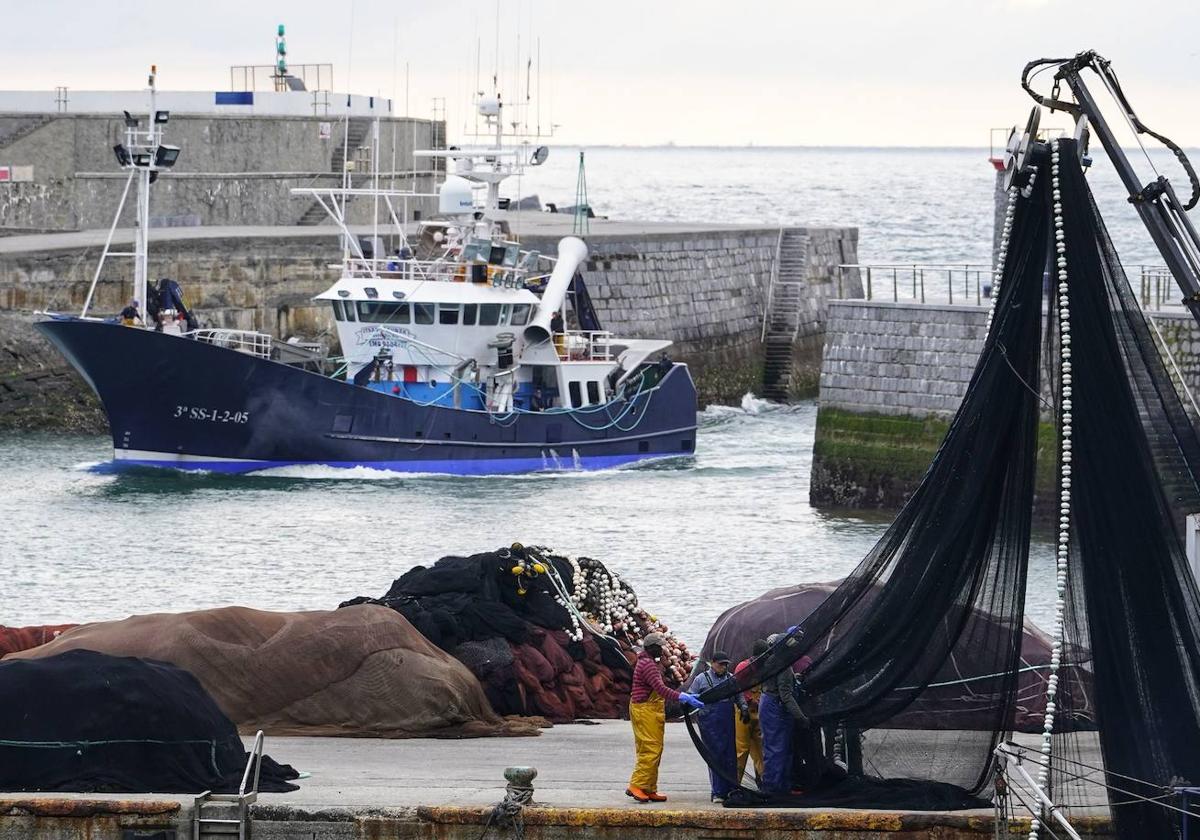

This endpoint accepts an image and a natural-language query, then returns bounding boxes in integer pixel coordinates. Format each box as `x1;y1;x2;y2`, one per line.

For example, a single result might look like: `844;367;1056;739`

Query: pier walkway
0;721;1114;840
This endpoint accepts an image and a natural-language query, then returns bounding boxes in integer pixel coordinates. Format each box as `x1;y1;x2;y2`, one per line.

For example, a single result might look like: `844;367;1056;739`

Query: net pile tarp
700;581;1093;733
0;648;298;793
6;605;537;739
691;144;1053;809
0;624;76;657
342;546;692;721
1048;142;1200;838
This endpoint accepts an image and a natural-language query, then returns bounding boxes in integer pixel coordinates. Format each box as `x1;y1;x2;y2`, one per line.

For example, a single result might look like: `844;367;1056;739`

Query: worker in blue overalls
690;650;750;802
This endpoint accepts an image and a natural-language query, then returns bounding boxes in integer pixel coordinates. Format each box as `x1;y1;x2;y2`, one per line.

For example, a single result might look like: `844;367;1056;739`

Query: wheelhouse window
498;305;511;326
439;303;461;325
364;287;379;299
356;301;410;323
568;381;582;408
586;381;601;404
463;303;478;326
510;304;531;326
479;303;501;326
414;303;435;325
330;300;343;321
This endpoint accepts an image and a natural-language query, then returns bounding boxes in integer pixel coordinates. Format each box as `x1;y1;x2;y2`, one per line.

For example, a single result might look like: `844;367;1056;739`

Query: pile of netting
0;623;75;656
6;605;537;739
342;544;694;720
689;138;1200;838
0;649;298;793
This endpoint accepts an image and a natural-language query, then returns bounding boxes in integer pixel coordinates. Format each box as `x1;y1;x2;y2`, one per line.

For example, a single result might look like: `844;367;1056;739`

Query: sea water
0;398;1058;647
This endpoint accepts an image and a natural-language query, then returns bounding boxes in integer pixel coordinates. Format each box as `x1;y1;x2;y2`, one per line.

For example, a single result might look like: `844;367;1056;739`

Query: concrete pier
809;298;1200;510
0;722;1113;840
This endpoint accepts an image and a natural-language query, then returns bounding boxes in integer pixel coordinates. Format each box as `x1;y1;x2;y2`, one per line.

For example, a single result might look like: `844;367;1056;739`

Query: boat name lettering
356;326;412;348
173;405;250;424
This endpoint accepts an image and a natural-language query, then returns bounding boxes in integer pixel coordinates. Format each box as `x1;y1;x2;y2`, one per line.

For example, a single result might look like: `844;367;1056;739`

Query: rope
479;784;533;840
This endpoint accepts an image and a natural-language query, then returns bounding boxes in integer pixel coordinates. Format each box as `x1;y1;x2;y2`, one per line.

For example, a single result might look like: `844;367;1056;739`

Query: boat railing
555;330;614;362
186;329;273;359
340;256;545;289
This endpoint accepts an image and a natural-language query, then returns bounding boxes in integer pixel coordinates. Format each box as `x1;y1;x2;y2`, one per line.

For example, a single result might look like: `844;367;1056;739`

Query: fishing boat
35;76;698;475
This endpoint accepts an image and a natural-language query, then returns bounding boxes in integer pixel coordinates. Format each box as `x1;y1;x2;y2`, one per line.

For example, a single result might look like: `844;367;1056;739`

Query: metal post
893;268;898;303
948;269;954;305
919;266;925;304
866;266;873;301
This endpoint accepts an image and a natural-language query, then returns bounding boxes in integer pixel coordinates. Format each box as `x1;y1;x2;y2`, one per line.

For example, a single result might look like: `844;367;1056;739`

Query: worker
550;311;565;358
758;633;813;795
627;631;704;803
119;299;142;327
734;639;770;786
690;651;749;802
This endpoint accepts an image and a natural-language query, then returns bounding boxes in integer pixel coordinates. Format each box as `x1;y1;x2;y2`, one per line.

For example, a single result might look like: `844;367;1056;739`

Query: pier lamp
154;144;181;168
122;110;139;128
132;152;152;168
112;144;132;166
154;110;170;125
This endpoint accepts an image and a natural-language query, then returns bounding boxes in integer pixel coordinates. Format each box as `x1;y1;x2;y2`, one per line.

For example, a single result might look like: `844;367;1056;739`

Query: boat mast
133;67;158;319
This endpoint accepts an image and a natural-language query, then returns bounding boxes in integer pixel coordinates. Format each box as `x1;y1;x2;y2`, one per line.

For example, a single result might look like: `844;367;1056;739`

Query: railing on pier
837;263;1181;311
186;329;273;359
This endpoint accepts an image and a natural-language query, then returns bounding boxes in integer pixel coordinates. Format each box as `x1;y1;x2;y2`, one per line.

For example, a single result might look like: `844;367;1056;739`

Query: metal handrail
761;227;785;343
185;329;273;359
836;263;1180;311
555;329;614;362
239;730;265;798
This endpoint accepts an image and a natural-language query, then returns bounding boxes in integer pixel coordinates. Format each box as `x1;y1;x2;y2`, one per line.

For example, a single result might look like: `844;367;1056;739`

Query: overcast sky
3;0;1197;146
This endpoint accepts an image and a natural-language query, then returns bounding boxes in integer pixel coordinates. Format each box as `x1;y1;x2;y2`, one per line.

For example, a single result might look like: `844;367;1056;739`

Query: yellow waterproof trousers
735;708;764;781
629;696;666;792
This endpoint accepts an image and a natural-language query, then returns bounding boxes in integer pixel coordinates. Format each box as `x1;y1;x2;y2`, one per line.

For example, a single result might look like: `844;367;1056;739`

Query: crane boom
1022;51;1200;326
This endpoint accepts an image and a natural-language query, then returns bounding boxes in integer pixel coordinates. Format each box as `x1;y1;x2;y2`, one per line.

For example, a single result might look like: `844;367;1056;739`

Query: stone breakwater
810;299;1200;511
0;223;859;432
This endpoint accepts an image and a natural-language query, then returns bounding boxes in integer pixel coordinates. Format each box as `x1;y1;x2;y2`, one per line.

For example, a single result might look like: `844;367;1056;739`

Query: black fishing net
690;145;1053;809
691;139;1200;836
0;649;298;794
1047;141;1200;838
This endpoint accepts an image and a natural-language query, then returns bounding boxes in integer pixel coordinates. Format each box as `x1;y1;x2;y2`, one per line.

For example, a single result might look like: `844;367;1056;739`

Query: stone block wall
0;113;440;232
810;299;1200;511
818;301;988;418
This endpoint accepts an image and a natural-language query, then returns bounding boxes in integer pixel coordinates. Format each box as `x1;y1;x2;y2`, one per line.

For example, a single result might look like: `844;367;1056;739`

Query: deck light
154;110;170;125
122;110;139;128
132;152;152;168
112;144;131;166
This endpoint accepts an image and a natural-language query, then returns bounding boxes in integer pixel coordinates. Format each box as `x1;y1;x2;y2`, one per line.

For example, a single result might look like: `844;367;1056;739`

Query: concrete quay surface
0;722;1116;839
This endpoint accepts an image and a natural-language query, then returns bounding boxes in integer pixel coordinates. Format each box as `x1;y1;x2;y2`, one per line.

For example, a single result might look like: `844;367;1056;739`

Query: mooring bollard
484;766;538;839
504;766;538;799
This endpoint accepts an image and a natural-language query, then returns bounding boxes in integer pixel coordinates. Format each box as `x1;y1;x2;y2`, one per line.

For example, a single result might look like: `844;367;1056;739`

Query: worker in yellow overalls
626;632;705;803
734;639;770;785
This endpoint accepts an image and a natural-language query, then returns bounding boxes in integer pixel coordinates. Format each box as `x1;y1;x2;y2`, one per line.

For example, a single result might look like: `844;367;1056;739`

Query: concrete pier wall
0;113;441;232
810;299;1200;510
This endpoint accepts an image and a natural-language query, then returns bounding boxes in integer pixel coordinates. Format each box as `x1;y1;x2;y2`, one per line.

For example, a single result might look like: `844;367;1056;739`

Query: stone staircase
296;118;371;226
761;229;810;401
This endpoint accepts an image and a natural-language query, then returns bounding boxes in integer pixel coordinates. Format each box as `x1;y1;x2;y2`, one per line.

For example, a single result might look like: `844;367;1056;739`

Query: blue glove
678;693;705;710
787;625;801;635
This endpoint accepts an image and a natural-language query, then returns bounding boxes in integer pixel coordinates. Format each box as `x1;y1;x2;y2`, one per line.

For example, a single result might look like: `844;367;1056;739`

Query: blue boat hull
35;319;699;475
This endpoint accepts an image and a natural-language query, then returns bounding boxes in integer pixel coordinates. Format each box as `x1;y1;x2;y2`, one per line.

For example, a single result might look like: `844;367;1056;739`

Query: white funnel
524;237;588;344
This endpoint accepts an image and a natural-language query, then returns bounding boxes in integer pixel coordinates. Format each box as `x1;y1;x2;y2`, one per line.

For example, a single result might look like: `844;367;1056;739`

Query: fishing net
699;581;1093;734
0;648;298;794
691;139;1200;836
0;623;75;657
343;545;694;721
1045;141;1200;838
692;144;1052;809
6;605;536;739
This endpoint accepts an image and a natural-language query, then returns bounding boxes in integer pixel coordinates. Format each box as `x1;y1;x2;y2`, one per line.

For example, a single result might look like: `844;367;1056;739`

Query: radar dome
438;176;475;216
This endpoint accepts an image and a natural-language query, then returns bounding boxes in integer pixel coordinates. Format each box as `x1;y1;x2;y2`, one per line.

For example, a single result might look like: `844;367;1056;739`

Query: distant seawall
0;223;859;432
810;299;1200;511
